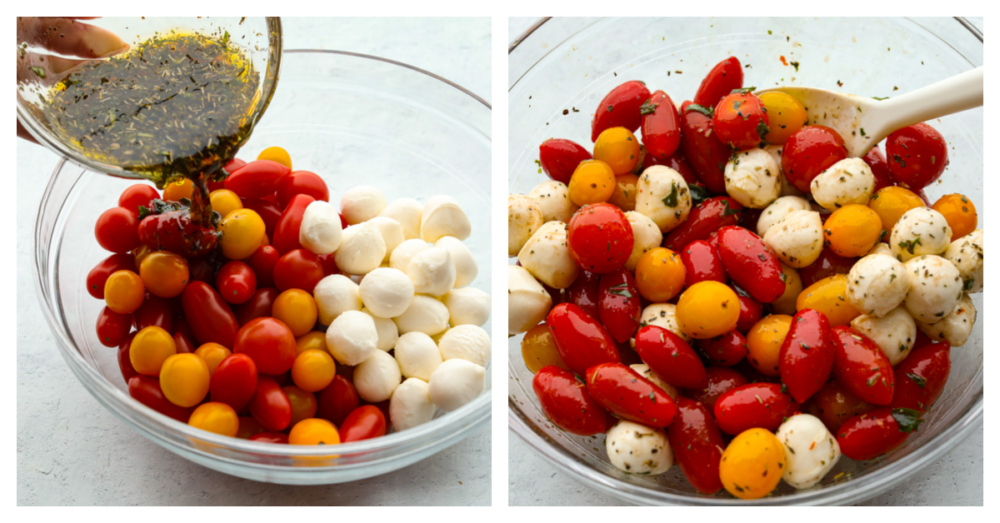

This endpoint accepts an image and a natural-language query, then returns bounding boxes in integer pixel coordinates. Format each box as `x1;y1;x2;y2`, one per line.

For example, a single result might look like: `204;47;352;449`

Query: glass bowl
508;17;982;505
34;49;492;485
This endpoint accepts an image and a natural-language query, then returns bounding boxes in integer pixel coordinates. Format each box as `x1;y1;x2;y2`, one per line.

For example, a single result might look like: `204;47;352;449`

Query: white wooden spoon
757;66;983;158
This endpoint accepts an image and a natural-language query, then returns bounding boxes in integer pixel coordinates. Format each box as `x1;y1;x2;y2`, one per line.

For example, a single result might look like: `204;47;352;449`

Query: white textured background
17;17;491;506
506;16;983;507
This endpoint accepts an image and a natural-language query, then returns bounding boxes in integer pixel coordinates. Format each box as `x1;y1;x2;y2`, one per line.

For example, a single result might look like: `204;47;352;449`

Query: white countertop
16;17;491;506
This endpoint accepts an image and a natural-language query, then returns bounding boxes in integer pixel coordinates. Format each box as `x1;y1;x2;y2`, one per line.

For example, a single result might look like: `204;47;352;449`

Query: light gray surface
506;16;983;507
17;17;491;506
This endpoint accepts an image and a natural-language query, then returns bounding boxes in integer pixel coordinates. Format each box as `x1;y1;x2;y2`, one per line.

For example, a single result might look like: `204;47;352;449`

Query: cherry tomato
644;147;699;184
159;353;210;408
234;317;297;375
696;330;748;367
693;56;743;109
236;416;266;440
539;138;594;185
712;92;770;150
931;193;977;241
591;80;651;142
162;179;194;201
891;341;951;413
862;145;895;194
291;349;336;393
118;184;160;216
215;261;257;305
132;295;173;332
797;274;860;327
257;146;292;170
87;253;137;300
771;264;803;316
340;405;387;442
638;90;681;159
272;194;315;255
137;203;220;258
716;226;785;303
209;353;258;412
520;323;570;374
268;171;329;212
233;287;280;326
296;331;328;354
758;91;807;145
667;397;726;495
597;268;641;343
779;309;836;403
803;379;876;433
242;197;283;240
250;432;289;444
128;375;193;422
194;342;231;375
663;196;744;252
249;375;293;432
635;247;686;302
679;101;731;193
225;159;291;199
96;306;132;348
719;428;786;499
317;253;341;277
272;249;325;293
241;245;277;289
283;385;319;427
605;173;639;212
117;333;139;384
219;208;266;260
564;270;600;319
593;127;641;176
567;160;616;206
885;123;948;190
676;281;740;339
288;418;340;445
208;189;242;221
831;325;895;405
138;251;189;299
585;362;677;428
837;407;923;461
634;325;707;388
105;270;145;314
566;203;634;274
182;281;239;348
129;325;176;376
713;382;799;435
188;402;239;437
95;207;140;254
316;375;360;426
823;205;883;258
781;125;848;193
735;291;763;334
683;366;749;413
798;246;857;288
680;240;725;288
272;289;319;337
546;303;620;375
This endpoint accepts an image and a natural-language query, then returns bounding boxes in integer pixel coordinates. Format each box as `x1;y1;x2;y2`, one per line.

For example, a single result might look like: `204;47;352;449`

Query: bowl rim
33;48;492;466
506;16;983;505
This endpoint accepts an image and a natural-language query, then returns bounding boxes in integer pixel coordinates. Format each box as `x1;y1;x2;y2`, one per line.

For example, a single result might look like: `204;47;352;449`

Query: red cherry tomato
132;295;173;332
663;196;743;251
831;326;895;405
546;303;621;375
117;333;139;384
276;170;329;209
779;309;836;403
734;291;763;334
86;253;137;300
713;382;799;435
862;145;895;194
118;184;160;216
716;226;785;303
667;397;726;495
803;379;876;433
643;147;699;184
241;197;282;240
272;249;324;293
172;316;197;345
234;317;297;375
591;80;651;142
225;159;291;199
249;432;289;444
566;203;634;274
640;90;681;159
712;92;770;150
96;306;132;348
532;366;611;436
128;375;194;423
339;405;387;442
585;362;677;428
679;101;731;193
210;353;259;412
233;287;280;326
564;270;600;320
211;158;247;192
317;253;341;277
316;375;360;426
885;122;948;190
538;138;593;185
181;281;239;348
694;56;743;109
216;261;258;305
248;375;293;432
173;330;196;354
680;240;726;288
683;366;749;413
597;268;641;343
634;325;707;389
246;245;280;288
94;207;140;254
781;125;848;193
696;330;748;367
798;246;857;288
891;342;951;413
272;194;315;255
837;407;923;461
137;205;220;258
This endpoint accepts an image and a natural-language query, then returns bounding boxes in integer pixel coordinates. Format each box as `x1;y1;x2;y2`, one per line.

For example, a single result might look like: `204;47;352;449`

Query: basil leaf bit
756;119;770;141
731;87;757;94
662;182;679;207
906;373;927;388
721;199;742;217
686;103;714;117
608;282;633;299
891;408;924;434
640;99;659;115
688;184;712;206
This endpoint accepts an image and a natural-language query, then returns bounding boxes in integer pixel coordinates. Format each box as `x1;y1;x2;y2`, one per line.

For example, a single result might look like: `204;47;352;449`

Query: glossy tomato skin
216;261;257;305
798;246;857;288
234;317;298;375
128;375;193;423
316;375;360;426
96;306;132;348
249;375;293;432
640;90;682;159
781;125;848;193
532;366;611;436
667;397;726;495
272;194;315;255
693;56;743;109
246;245;280;288
598;268;641;343
317;253;341;277
837;407;923;461
683;366;749;413
663;196;743;252
95;207;140;254
585;362;677;428
885;123;948;190
696;330;748;367
118;184;160;216
233;287;280;326
713;382;799;435
276;170;330;209
173;331;196;354
132;295;173;332
214;158;247;192
272;249;325;293
181;281;239;348
804;379;876;433
539;138;593;185
891;342;951;413
591;80;651;142
716;226;785;303
210;353;258;412
862;145;895;194
340;405;387;442
564;270;601;319
546;303;620;375
566;203;634;274
117;333;139;384
779;309;836;403
735;292;764;334
832;326;895;405
644;147;699;184
241;197;282;240
679;101;731;193
87;253;137;299
249;432;289;444
712;93;770;150
634;325;707;389
681;240;726;288
225;159;290;199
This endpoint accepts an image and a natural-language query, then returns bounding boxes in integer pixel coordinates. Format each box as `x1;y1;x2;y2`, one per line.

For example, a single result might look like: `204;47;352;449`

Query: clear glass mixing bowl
508;17;982;505
34;49;491;485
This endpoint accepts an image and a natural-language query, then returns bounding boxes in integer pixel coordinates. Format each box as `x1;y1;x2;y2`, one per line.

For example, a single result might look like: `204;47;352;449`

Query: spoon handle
880;66;983;132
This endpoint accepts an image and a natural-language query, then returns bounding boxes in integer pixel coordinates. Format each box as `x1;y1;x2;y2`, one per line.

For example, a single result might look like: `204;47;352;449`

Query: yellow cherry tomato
568;160;616;207
296;331;328;354
209;189;243;219
133;244;156;266
676;281;740;339
868;186;924;233
162;179;194;202
593;127;641;175
823;204;884;257
746;314;792;376
272;289;319;337
635;247;686;302
931;193;977;241
257;146;292;170
159;353;210;407
139;251;190;298
291;349;336;392
521;322;569;374
130;326;177;376
796;274;861;327
771;264;803;315
283;385;319;427
104;269;145;314
720;428;787;500
220;208;266;260
236;416;266;439
607;173;640;212
288;418;340;445
188;402;239;437
759;92;807;145
195;342;232;375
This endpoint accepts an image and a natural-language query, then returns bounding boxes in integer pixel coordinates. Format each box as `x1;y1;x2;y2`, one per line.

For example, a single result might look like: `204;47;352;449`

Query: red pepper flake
779;55;788;67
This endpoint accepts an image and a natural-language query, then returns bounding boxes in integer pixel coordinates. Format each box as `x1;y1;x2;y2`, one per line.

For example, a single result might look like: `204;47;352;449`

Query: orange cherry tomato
635;247;686;302
195;342;232;375
159;353;211;407
188;402;239;437
104;270;145;314
288;418;341;445
520;322;570;374
868;186;924;234
593;127;641;176
283;385;319;427
220;209;266;260
607;173;640;212
676;281;740;339
758;92;807;145
129;325;177;376
272;289;319;337
257;146;293;170
796;274;861;327
209;189;243;219
931;193;977;241
746;314;792;376
296;331;328;354
823;205;883;257
568;160;616;207
291;349;337;392
162;179;195;202
139;251;190;298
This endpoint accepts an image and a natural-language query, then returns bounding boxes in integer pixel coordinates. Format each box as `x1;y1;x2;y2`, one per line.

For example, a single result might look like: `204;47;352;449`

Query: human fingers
18;17;127;59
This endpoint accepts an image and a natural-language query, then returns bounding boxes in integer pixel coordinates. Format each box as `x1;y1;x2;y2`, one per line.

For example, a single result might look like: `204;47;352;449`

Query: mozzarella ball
299;200;343;255
867;242;893;257
422;195;471;243
917;293;976;347
428;359;485;412
362;308;399;351
758;196;812;237
394;294;450;336
765;145;806;198
353;350;402;403
443;287;491;327
394;331;443;381
944;229;983;293
436;236;478;288
846;254;910;318
518;220;579;289
724;148;783;209
630;363;678;399
776;414;841;490
438;324;491;368
850;306;917;366
367;216;405;262
379;198;423;240
632;303;688;346
509;193;544;256
762;210;824;268
390;377;436;432
635;165;692;233
326;310;378;365
903;255;963;324
358;267;415;319
335;223;387;275
390;239;430;273
810;158;875;212
891;207;952;262
606;420;673;475
407;247;457;297
341;185;387;225
313;274;362;325
624;211;664;272
529;180;576;223
508;265;553;335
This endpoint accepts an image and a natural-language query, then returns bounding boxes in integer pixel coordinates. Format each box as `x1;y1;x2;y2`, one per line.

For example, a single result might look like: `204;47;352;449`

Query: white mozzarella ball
776;414;841;490
340;185;387;225
394;331;443;381
437;324;491;368
891;207;952;262
850;306;917;366
390;377;436;432
508;193;544;256
632;303;688;346
390;239;430;273
359;267;415;319
903;255;963;324
313;274;362;325
624;211;664;272
362;308;399;351
508;265;553;335
635;165;692;233
917;293;976;347
326;310;379;366
428;359;485;412
422;195;471;243
758;196;812;237
354;350;402;403
517;220;579;289
299;200;343;255
436;236;478;288
335;223;386;275
810;158;875;212
443;287;491;327
606;420;673;475
379;198;423;241
529;180;576;223
630;363;678;399
846;254;910;318
867;242;893;256
765;145;806;198
366;216;405;262
944;229;983;293
762;209;824;268
407;247;457;297
393;294;450;336
724;148;783;209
